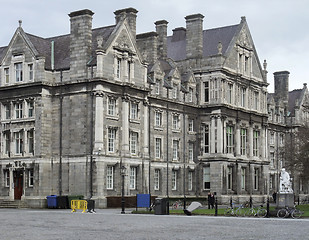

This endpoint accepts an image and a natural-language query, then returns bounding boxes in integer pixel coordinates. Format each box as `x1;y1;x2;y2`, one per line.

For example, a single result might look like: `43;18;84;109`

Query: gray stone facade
0;8;308;208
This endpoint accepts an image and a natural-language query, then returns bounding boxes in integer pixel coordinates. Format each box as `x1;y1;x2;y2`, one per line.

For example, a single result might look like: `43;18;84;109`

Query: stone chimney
185;13;204;59
274;71;290;105
114;8;138;37
155;20;168;59
136;32;158;64
69;9;94;80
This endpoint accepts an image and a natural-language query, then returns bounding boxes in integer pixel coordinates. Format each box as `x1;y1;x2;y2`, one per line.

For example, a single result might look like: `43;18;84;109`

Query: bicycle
246;205;267;218
277;207;304;219
224;203;247;217
172;200;182;209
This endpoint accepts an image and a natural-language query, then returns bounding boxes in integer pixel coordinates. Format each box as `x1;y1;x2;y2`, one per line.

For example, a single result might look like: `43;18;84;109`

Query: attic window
15;63;23;82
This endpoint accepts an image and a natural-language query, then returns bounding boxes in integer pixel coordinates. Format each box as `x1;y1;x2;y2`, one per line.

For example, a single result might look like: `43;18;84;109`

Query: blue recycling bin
47;195;58;208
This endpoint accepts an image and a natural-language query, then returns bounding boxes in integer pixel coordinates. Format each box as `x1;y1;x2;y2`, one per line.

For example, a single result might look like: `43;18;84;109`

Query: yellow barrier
71;200;87;213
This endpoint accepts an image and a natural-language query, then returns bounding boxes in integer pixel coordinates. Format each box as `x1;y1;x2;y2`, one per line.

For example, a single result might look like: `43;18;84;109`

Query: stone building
0;8;307;208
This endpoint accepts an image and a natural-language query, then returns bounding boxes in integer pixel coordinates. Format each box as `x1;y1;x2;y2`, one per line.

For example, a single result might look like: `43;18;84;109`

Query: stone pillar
94;87;104;153
249;124;253;157
236;122;241;156
123;52;129;82
260;126;266;159
143;98;149;158
210;116;216;154
122;95;130;155
217;116;223;153
96;45;104;78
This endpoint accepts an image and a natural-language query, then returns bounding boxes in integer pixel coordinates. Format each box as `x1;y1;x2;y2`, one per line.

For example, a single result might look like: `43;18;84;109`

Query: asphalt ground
0;208;308;240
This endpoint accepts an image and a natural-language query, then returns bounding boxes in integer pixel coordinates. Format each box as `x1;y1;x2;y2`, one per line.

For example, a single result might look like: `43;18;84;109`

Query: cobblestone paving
0;208;308;240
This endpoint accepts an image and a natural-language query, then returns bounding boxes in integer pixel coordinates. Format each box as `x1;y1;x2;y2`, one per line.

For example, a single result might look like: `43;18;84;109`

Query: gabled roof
0;25;116;70
167;24;239;61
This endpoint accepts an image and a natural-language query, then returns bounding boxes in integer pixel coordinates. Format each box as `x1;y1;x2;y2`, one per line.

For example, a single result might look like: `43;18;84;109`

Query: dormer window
155;79;161;95
116;58;121;79
28;64;33;81
15;63;23;82
172;84;178;99
4;68;9;84
189;88;193;102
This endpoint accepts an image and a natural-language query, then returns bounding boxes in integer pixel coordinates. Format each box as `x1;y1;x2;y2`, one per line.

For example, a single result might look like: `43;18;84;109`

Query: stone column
122;94;130;155
123;52;129;82
210;116;216;154
143;98;149;158
94;88;104;153
217;116;223;153
249;123;253;157
236;121;241;156
96;46;104;78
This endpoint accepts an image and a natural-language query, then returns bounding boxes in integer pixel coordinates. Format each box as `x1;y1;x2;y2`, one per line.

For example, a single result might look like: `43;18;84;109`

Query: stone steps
0;200;29;209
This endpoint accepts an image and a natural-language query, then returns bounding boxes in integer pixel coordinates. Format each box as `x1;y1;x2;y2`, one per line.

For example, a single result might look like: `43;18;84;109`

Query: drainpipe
90;83;94;198
183;94;186;209
59;70;63;196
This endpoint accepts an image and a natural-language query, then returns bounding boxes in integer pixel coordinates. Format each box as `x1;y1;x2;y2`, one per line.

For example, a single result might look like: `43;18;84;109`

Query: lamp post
121;165;126;214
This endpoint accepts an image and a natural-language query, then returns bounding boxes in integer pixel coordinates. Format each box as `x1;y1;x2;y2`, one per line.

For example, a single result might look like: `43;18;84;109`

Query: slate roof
0;25;116;70
288;89;303;116
167;24;239;61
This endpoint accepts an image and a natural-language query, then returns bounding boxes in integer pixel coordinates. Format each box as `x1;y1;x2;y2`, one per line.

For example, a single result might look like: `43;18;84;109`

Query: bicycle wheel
224;208;232;216
236;208;246;217
246;208;256;217
257;208;267;218
291;209;303;219
277;208;288;218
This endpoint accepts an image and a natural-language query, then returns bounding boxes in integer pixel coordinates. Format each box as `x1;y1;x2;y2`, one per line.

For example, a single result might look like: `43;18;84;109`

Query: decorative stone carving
279;168;293;193
217;42;222;55
97;36;103;48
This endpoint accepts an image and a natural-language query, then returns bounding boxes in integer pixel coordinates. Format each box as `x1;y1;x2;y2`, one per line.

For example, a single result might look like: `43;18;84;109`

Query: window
28;169;34;187
28;64;33;81
270;152;275;167
203;166;210;189
188;143;194;162
28;102;34;118
129;167;137;189
4;68;9;84
106;166;114;189
241;87;246;107
254;92;259;110
154;169;160;190
269;109;273;121
227;167;233;190
253;130;260;157
155;111;162;127
4;131;10;155
172;115;179;129
226;126;234;154
155;138;161;159
188;88;193;102
4;170;10;187
5;104;10;119
172;140;179;161
108;128;116;153
155;80;160;95
15;131;23;154
15;63;23;82
241;168;246;190
172;170;177;190
240;128;247;156
227;83;233;104
127;61;131;81
239;54;243;72
130;102;138;119
204;82;209;103
270;132;274;145
188;119;194;132
172;84;178;99
254;168;259;190
15;103;23;119
279;134;284;146
28;129;34;155
130;132;138;155
116;58;121;79
188;171;193;191
202;124;209;153
244;56;249;74
108;98;116;116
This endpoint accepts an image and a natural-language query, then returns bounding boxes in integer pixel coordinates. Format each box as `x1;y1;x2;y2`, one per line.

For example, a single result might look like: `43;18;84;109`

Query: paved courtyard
0;208;308;240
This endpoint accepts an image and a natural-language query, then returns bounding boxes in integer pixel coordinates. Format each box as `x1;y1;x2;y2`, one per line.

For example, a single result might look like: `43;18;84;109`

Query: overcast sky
1;0;308;92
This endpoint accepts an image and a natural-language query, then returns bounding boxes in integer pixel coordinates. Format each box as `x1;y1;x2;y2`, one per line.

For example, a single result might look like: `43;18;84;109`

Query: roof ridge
204;23;239;32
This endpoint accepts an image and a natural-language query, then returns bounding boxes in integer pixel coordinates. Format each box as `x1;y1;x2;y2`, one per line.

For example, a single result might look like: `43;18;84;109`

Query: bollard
230;197;232;208
249;196;252;208
215;197;218;216
266;197;270;218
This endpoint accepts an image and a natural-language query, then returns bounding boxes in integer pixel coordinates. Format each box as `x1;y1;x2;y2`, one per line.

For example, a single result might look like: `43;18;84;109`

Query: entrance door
14;171;23;200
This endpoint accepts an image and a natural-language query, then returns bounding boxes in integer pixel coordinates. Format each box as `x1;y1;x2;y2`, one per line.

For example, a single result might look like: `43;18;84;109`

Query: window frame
106;166;114;189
